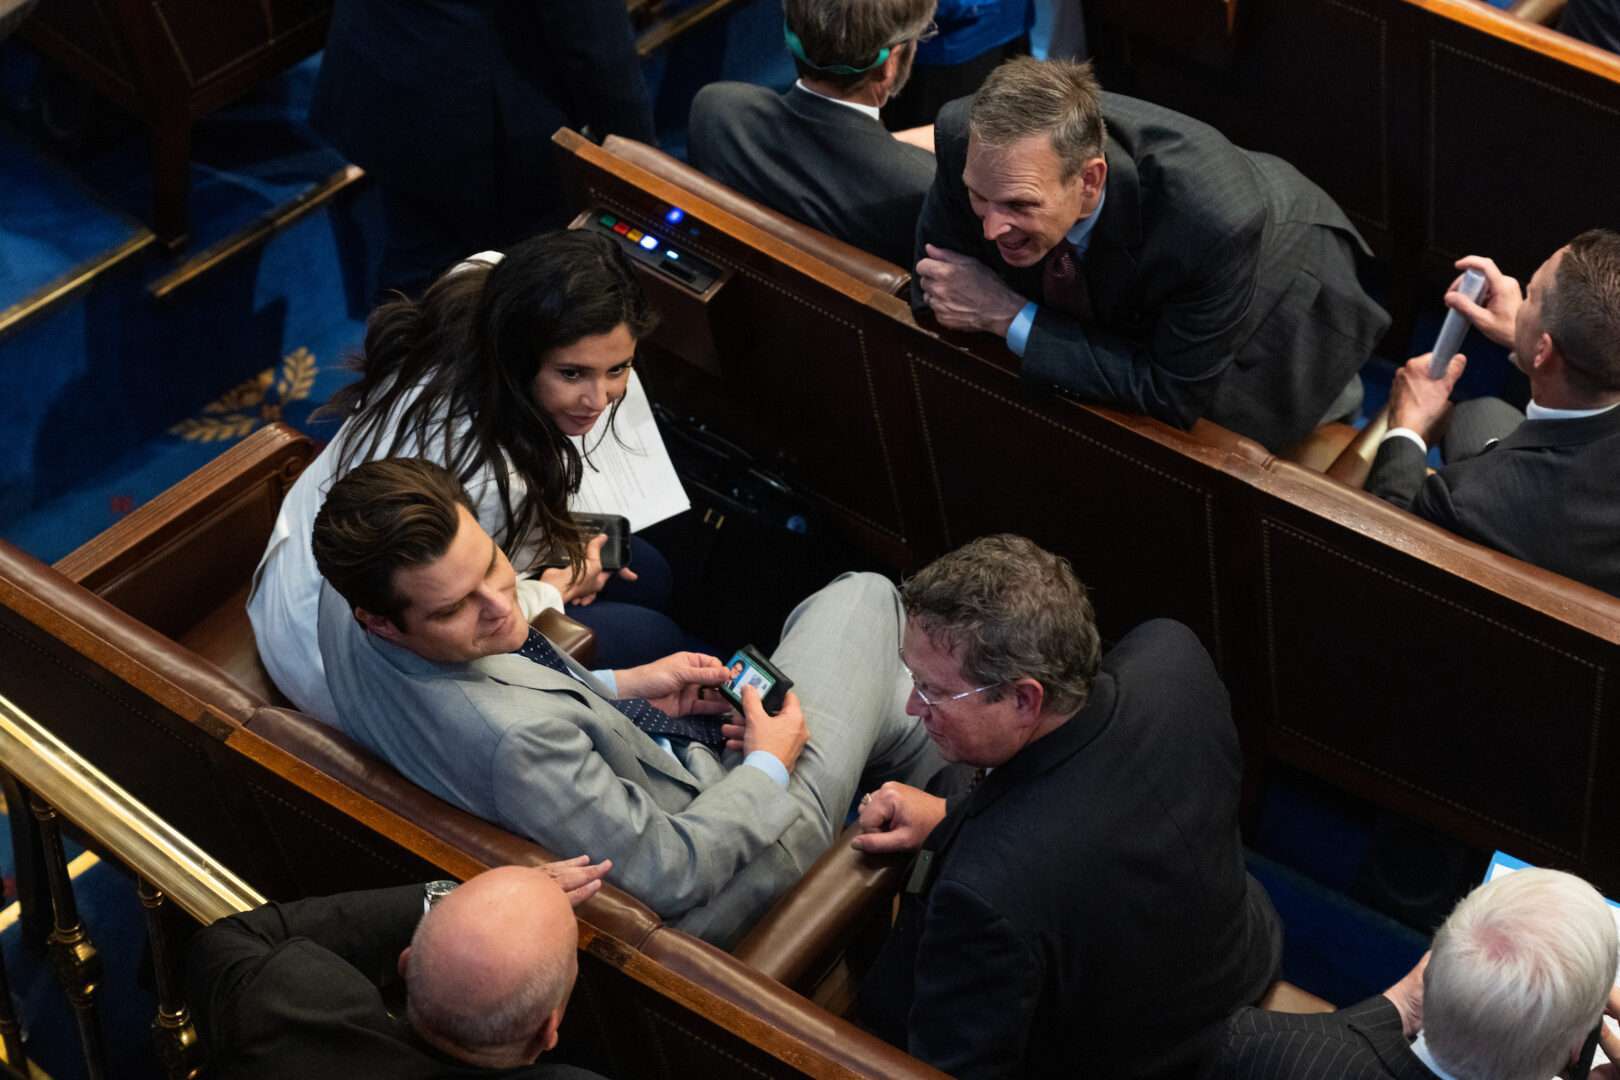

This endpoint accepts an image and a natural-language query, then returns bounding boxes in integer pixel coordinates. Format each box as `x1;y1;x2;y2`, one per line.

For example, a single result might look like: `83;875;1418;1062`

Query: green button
599;214;617;228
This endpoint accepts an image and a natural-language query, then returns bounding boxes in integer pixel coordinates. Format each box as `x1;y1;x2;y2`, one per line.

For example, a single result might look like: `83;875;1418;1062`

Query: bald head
404;867;579;1067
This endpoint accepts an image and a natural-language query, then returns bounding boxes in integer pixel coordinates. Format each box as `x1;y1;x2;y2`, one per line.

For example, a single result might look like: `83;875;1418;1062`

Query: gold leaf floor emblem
171;347;318;443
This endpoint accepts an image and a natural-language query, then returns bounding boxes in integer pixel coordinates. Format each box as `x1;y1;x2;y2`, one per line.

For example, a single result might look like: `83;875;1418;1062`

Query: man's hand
719;686;809;772
850;781;948;855
539;533;613;606
1448;255;1521;349
542;854;613;907
916;244;1027;337
614;652;733;717
1388;352;1466;442
1382;951;1428;1039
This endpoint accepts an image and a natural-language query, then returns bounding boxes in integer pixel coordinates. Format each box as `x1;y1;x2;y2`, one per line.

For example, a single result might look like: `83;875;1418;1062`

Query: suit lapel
1341;998;1438;1080
477;653;707;791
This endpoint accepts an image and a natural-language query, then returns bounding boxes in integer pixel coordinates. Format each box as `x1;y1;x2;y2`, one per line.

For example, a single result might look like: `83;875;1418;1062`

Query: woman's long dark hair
319;230;659;573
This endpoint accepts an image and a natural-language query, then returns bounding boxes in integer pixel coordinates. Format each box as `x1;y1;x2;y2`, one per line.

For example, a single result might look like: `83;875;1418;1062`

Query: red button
612;222;629;235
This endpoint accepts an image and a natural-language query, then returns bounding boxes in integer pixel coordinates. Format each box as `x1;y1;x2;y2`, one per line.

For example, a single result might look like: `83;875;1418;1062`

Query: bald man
186;859;611;1079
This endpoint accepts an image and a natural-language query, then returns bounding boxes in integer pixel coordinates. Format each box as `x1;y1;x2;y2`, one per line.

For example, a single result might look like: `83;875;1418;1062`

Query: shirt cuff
1381;427;1428;455
1006;302;1038;357
742;750;790;789
593;669;617;695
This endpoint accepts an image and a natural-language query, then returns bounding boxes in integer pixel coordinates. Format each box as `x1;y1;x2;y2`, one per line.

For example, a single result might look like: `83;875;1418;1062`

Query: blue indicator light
666;250;680;261
665;207;685;224
639;235;659;251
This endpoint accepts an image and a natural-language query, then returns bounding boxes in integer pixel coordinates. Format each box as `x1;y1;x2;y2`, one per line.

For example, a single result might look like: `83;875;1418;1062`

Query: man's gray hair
784;0;936;91
1425;867;1617;1080
1544;228;1620;397
901;534;1101;715
405;909;572;1051
969;57;1107;180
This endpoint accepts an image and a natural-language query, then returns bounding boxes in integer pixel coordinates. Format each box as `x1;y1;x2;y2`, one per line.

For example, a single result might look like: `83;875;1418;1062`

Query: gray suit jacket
917;93;1391;452
689;82;935;269
1202;996;1438;1080
316;583;809;945
1365;403;1620;598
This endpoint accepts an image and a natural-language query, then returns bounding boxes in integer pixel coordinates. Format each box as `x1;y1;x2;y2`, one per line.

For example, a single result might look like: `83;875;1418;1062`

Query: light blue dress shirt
589;670;789;788
1006;186;1107;357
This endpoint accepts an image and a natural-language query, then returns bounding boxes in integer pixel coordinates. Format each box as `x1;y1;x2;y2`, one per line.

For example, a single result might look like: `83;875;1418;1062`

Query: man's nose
904;689;927;718
477;583;513;622
981;210;1012;242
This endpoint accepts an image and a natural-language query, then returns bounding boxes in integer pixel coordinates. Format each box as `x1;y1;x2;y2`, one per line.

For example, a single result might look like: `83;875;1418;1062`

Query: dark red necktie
1041;239;1093;322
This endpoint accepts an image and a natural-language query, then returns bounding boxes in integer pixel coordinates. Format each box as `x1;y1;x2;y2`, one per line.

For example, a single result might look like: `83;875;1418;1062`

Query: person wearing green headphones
689;0;939;269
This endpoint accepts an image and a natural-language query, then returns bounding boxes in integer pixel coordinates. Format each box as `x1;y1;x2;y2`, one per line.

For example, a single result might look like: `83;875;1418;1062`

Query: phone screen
726;651;777;699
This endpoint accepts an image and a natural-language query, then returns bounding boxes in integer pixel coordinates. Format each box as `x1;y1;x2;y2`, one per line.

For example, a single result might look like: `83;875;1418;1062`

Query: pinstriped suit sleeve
1203;997;1413;1079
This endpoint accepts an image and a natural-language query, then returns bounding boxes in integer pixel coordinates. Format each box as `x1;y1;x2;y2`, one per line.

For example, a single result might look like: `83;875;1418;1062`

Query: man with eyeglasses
854;534;1282;1080
688;0;940;268
1365;230;1620;599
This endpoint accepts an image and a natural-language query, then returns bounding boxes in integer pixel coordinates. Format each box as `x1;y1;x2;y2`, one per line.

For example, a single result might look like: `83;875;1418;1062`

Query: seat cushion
178;582;288;707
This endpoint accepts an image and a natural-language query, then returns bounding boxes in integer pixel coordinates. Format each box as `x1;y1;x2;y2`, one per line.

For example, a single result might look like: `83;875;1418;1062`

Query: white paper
569;370;689;532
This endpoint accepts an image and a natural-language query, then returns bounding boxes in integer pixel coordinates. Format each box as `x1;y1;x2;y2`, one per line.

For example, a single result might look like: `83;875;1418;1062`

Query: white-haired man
186;860;610;1078
1204;867;1620;1079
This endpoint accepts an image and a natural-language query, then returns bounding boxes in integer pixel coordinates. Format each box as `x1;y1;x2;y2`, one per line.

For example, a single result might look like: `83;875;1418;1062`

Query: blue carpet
0;121;144;314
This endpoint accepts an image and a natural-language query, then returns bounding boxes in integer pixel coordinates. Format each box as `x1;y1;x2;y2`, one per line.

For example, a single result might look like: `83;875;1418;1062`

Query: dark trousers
565;536;714;668
881;36;1029;131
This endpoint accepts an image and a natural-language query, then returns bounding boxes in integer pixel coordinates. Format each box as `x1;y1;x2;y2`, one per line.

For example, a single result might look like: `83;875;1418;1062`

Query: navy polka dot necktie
514;628;727;750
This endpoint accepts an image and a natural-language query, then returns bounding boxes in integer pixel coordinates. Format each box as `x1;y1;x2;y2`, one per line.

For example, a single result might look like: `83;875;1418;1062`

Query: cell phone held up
719;645;793;716
537;513;631;572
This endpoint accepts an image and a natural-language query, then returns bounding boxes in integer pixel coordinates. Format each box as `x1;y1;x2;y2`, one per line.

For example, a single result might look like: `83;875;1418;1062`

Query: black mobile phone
1564;1023;1602;1080
536;513;631;572
718;645;793;715
571;513;630;572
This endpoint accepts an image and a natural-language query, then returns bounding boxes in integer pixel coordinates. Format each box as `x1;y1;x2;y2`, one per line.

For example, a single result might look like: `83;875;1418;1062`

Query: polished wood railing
0;691;263;1078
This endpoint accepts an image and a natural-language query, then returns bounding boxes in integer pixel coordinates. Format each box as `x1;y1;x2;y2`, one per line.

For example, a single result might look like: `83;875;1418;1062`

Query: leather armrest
642;926;951;1078
534;608;595;666
601;135;912;296
1509;0;1569;25
1325;405;1391;489
731;823;908;992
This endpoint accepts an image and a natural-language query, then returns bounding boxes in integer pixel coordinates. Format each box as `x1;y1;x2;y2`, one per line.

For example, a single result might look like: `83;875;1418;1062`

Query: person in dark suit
311;1;655;295
688;0;938;268
1562;0;1620;55
1365;229;1620;598
1205;868;1620;1080
913;58;1390;452
185;861;612;1079
853;534;1282;1080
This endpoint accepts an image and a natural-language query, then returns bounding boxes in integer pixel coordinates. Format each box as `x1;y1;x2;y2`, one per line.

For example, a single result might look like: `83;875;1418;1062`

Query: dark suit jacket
1202;996;1439;1080
857;620;1283;1080
1562;0;1620;55
1365;404;1620;598
917;93;1391;452
185;885;602;1080
689;82;935;268
311;1;653;221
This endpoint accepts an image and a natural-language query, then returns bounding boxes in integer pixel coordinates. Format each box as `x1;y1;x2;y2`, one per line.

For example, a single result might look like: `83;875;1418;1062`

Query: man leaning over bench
309;457;941;946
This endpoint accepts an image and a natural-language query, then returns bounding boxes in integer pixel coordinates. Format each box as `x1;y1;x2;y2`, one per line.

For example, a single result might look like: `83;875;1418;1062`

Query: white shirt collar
1408;1032;1460;1080
1525;399;1620;422
794;80;882;122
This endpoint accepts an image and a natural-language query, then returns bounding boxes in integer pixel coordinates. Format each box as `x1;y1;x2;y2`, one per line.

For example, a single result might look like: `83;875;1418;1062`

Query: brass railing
0;692;264;1078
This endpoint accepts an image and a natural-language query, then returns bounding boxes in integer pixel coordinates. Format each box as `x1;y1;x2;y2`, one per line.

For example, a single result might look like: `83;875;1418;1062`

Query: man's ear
1011;677;1046;720
1532;331;1559;375
397;946;411;980
528;1006;565;1058
356;607;405;644
1079;156;1108;206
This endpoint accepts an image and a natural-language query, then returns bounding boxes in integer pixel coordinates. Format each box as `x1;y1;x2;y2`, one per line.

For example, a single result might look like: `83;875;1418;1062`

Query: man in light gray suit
310;458;939;946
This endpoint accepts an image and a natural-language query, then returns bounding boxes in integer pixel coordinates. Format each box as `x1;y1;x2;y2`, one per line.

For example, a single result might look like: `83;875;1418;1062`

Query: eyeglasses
898;650;1003;707
912;19;940;43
